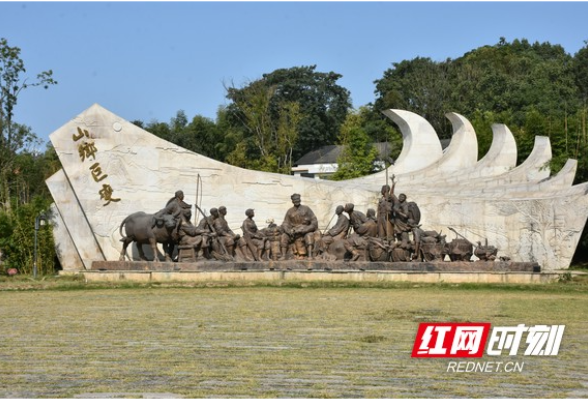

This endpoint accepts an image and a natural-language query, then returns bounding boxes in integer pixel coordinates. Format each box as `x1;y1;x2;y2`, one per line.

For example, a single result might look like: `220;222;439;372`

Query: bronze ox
446;238;473;261
417;234;447;261
412;228;446;262
119;212;178;262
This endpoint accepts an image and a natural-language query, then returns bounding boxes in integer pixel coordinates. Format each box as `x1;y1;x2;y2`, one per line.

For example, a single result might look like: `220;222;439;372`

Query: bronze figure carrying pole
322;209;338;235
194;203;229;257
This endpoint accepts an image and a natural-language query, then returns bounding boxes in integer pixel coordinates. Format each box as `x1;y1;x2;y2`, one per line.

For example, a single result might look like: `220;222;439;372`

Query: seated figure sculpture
316;205;349;255
343;203;376;261
279;193;318;260
241;209;270;261
213;206;247;260
260;219;283;261
156;190;192;224
178;207;219;260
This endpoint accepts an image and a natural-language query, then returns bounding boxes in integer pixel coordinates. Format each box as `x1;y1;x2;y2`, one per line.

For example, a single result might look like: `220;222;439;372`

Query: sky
2;1;588;147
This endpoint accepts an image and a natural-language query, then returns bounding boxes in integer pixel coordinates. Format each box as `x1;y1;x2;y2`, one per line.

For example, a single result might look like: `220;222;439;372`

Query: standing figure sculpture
377;184;394;240
279;193;318;260
390;177;420;246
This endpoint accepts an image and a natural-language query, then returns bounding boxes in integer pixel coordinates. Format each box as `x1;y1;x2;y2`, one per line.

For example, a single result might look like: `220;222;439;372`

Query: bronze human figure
316;205;350;258
213;206;246;260
343;203;374;261
377;184;394;240
344;203;368;233
156;190;192;224
474;240;498;261
177;216;217;261
241;209;270;261
260;219;283;261
279;194;318;260
389;177;421;250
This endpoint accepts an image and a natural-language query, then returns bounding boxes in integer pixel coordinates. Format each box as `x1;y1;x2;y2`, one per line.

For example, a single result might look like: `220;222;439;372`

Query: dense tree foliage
222;65;351;172
0;38;58;274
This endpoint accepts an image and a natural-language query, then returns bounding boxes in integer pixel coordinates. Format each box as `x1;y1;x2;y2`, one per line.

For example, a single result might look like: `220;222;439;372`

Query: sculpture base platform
68;260;562;284
92;260;540;273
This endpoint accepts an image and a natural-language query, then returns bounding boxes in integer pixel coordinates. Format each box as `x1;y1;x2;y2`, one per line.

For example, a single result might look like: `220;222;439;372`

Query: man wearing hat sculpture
279;193;318;260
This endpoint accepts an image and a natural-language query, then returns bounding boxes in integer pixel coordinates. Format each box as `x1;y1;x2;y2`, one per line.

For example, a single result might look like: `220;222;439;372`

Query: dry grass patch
0;284;587;397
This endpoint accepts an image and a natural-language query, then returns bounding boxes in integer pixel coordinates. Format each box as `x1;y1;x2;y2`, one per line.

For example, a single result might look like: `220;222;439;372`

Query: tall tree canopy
223;65;351;172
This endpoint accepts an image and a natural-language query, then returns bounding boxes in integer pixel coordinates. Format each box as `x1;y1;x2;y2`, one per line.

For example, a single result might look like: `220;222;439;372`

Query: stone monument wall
47;104;588;271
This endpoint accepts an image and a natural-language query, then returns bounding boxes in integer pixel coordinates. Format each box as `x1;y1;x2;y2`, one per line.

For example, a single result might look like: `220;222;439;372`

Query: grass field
1;276;588;398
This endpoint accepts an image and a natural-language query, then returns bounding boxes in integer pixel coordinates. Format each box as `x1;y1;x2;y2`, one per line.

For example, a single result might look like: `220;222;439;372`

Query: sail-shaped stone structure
47;104;588;272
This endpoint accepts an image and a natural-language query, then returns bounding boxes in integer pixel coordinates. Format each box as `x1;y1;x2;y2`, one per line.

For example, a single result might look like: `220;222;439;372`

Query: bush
0;196;56;276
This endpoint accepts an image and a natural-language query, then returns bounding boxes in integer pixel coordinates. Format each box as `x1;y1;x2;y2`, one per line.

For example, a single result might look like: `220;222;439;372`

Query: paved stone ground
0;287;587;398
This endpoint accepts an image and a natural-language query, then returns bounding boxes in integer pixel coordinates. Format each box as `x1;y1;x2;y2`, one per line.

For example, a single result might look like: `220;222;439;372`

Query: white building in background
291;141;451;179
291;142;394;179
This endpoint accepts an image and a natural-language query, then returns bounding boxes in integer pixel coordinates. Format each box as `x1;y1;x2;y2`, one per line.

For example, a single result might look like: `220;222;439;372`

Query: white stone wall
47;104;588;271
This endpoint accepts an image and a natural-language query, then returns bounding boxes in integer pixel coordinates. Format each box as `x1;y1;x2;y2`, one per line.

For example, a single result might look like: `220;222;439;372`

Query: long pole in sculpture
194;173;202;226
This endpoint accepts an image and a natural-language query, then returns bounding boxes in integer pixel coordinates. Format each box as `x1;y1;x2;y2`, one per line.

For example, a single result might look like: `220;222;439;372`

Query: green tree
571;41;588;165
143;120;173;142
356;104;403;163
0;38;57;213
180;115;223;159
226;80;277;171
215;106;246;163
332;110;379;180
275;101;302;173
374;57;453;138
224;78;304;173
0;195;55;274
225;65;351;167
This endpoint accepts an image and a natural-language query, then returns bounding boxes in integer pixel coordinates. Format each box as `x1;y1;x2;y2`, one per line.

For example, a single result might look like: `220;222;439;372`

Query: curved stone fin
381;109;443;174
412;136;551;189
396;112;479;182
442;112;479;168
545;159;577;188
502;135;552;183
409;122;518;186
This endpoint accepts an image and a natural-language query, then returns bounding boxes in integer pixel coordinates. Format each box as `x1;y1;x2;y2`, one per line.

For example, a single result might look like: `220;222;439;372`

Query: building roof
294;142;395;166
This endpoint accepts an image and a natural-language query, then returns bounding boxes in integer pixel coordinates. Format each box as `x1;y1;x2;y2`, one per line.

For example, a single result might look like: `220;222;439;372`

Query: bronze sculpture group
118;179;498;263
